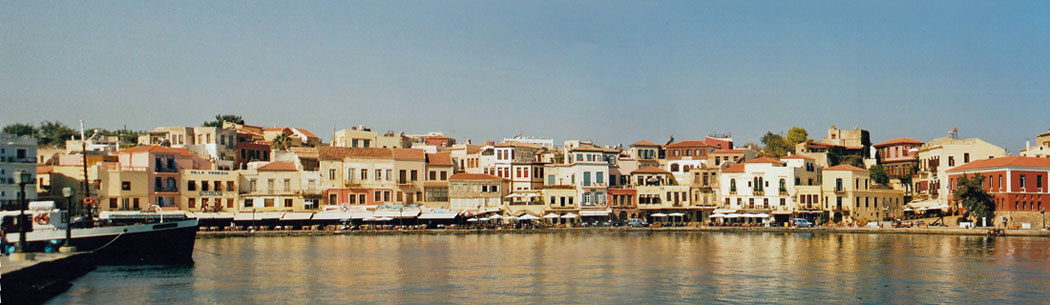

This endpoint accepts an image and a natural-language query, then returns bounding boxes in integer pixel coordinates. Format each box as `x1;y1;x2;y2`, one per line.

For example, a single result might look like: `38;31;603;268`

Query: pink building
115;146;213;209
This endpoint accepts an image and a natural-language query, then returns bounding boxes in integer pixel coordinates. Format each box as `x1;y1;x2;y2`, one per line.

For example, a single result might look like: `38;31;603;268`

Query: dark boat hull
7;219;199;265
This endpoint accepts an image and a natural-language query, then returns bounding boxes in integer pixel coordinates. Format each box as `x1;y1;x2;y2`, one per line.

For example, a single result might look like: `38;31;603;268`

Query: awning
771;211;793;215
192;212;235;219
580;210;611;217
713;209;737;214
543;213;560;219
903;208;914;212
651;213;668;217
418;212;458;220
350;210;375;220
281;212;313;221
906;199;941;209
561;213;578;219
667;212;685;217
312;211;351;221
710;213;727;218
234;212;284;221
374;208;420;218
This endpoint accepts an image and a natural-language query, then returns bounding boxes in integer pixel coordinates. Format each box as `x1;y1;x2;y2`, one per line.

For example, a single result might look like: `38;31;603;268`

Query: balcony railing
754;190;764;196
155;167;179;173
154;186;178;193
0;157;35;163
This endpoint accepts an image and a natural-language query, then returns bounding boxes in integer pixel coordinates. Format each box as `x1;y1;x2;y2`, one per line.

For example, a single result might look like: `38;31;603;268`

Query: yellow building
180;169;239;212
238;161;311;212
821;165;905;223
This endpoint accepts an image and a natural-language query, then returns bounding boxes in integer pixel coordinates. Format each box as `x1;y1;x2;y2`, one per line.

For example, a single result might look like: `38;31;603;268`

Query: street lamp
13;170;32;253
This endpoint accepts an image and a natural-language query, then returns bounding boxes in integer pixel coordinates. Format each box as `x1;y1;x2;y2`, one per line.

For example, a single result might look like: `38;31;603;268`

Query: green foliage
868;165;889;185
786;127;809;145
953;173;996;225
841;154;864;168
203;114;244;127
271;133;292;151
760;132;793;158
2;123;37;137
38;121;76;147
96;128;144;146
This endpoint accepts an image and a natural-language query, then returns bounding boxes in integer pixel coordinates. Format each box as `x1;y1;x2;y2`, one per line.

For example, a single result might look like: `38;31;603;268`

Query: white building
502;136;554;149
914;134;1006;207
718;156;821;223
1;135;38;208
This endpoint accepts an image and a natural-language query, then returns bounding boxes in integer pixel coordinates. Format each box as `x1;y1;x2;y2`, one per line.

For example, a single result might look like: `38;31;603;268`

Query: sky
2;1;1049;152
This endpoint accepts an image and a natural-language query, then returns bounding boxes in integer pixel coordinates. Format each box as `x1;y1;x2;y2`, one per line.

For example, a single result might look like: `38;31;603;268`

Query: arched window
779;179;787;192
683;165;692;172
730;179;737;193
670;164;680;172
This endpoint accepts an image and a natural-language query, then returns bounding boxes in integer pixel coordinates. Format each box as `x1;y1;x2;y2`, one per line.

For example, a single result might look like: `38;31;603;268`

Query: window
265;199;274;207
376;169;382;181
122;181;132;191
227;198;234;208
201;180;210;191
1038;175;1044;188
583;172;591;186
411;170;418;181
188;198;196;209
948;156;955;167
283;179;291;192
1020;175;1027;188
374;191;381;202
214;181;221;191
730;179;737;193
964;153;970;163
836;178;843;191
249;179;257;192
779;179;786;192
267;179;274;192
596;172;604;184
429;171;436;181
440;171;447;180
361;169;367;181
243;199;252;208
386;169;392;181
227;181;235;191
284;199;293;208
109;198;118;208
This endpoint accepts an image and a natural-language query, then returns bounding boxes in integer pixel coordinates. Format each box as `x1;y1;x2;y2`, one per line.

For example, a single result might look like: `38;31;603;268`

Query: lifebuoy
34;213;50;225
83;197;98;205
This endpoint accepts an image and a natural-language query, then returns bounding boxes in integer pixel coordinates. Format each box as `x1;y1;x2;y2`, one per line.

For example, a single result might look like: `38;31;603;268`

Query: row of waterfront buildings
3;122;1050;227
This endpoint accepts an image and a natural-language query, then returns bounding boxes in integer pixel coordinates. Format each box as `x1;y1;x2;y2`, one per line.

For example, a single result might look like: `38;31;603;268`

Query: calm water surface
48;232;1050;304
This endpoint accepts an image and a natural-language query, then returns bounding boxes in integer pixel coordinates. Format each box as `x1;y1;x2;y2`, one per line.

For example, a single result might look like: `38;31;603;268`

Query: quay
1;252;96;305
195;226;1050;238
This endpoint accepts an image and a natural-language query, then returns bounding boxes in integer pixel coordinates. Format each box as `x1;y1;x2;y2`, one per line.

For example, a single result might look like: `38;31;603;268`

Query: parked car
792;218;814;228
627;218;648;227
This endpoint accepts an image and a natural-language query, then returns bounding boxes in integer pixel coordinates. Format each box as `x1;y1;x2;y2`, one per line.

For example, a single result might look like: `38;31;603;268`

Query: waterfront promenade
196;225;1050;238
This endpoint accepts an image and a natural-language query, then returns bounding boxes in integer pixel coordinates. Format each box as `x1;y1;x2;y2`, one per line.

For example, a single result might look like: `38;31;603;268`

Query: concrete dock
1;252;96;305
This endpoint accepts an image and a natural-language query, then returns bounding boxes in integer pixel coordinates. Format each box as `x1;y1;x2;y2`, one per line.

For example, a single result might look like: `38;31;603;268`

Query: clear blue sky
3;1;1048;151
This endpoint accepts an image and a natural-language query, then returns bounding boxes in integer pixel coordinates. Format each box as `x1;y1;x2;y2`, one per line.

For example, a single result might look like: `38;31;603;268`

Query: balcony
779;190;788;196
154;186;178;193
834;187;845;194
155;167;179;173
0;157;35;164
754;190;764;196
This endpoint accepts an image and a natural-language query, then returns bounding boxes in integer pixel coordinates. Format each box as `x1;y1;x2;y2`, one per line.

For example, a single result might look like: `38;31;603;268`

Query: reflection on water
49;232;1050;304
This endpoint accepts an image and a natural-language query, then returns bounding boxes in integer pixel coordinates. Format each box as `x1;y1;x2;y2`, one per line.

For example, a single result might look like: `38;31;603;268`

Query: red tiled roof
317;146;392;160
37;166;53;174
805;141;834;149
722;163;746;173
781;154;815;160
423;181;449;188
712;149;749;154
631;166;670;175
665;140;710;148
825;164;868;172
117;145;193;156
745;157;782;164
449;173;503;180
258;161;297;171
571;144;606;152
392;148;426;161
947;156;1050;172
426;152;454;166
631;140;661;147
263;127;291;132
292;128;318;139
465;145;483;154
495;142;542;149
1038;130;1050;137
874;137;924;147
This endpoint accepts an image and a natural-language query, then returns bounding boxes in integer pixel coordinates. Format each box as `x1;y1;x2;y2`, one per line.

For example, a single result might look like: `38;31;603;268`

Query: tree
786;127;809;146
271;133;292;151
953;173;995;226
841;154;865;168
2;123;37;137
760;132;792;158
869;165;889;185
38;121;76;147
203;114;244;127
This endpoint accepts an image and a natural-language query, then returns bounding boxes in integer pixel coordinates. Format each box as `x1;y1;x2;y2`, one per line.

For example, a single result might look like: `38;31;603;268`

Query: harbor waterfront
49;231;1050;304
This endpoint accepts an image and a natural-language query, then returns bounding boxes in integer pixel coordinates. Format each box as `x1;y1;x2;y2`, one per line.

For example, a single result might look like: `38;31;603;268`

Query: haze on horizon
2;1;1048;151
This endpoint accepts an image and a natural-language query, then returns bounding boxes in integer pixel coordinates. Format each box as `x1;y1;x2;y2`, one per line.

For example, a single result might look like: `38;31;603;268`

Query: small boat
2;201;198;265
